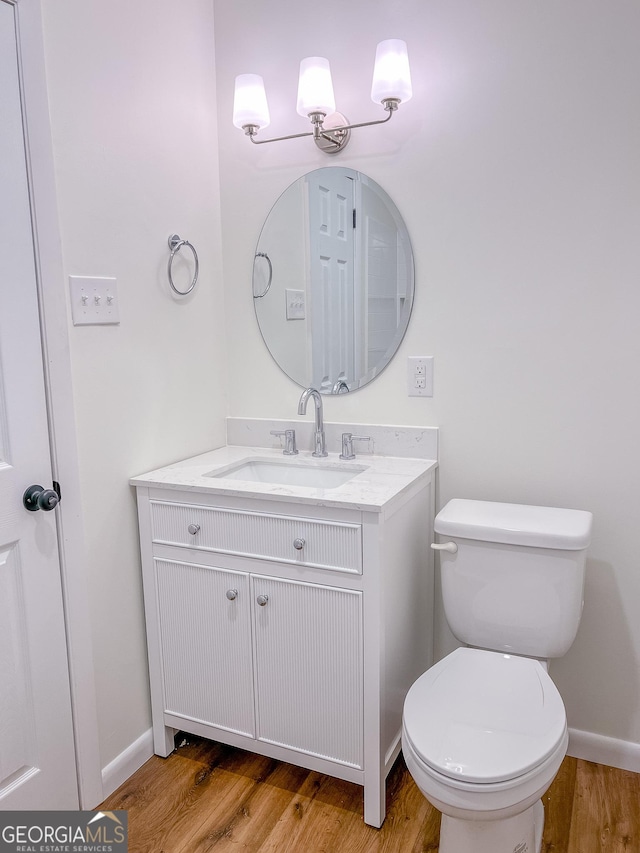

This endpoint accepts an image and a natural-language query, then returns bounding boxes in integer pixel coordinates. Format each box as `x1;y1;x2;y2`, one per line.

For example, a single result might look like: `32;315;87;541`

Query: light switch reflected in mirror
253;167;414;394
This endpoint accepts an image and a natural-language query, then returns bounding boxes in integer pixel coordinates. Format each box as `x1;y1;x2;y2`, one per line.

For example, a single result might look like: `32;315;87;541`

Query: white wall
214;0;640;750
41;0;226;770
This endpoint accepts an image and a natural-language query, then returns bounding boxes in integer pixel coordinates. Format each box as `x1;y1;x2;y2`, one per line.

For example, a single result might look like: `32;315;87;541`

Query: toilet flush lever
430;541;458;553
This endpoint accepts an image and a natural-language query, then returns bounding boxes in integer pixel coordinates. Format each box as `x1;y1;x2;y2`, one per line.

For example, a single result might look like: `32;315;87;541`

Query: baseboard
384;732;402;774
100;728;154;802
568;727;640;774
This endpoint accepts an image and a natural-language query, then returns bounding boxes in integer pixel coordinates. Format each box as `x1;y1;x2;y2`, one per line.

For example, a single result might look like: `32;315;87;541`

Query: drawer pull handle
188;523;200;535
226;589;238;601
256;594;269;607
293;538;305;550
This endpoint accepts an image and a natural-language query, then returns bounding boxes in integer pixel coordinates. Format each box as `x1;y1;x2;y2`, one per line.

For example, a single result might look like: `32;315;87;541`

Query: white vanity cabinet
154;556;363;766
133;453;435;828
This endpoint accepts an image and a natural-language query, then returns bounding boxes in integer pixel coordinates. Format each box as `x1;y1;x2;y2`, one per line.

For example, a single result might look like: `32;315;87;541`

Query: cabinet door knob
256;594;269;607
188;523;200;535
226;589;238;601
293;538;305;550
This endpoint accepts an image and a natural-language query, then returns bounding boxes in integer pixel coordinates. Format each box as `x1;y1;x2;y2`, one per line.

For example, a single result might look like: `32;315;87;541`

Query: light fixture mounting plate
314;112;351;154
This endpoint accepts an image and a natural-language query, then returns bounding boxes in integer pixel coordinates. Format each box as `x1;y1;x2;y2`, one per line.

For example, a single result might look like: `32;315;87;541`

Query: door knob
23;484;60;512
256;594;269;607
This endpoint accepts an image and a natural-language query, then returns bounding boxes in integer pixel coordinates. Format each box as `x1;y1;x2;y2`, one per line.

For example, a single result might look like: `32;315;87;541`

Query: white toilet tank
435;499;593;659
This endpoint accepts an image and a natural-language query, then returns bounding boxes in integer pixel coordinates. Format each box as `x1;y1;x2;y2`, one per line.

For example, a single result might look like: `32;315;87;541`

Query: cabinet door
252;576;363;768
155;559;254;737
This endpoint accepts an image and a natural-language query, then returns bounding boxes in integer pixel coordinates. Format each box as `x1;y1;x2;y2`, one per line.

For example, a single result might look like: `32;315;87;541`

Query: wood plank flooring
100;734;640;852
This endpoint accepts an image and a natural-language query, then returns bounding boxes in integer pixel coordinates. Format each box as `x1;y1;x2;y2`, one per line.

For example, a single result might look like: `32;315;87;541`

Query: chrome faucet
297;388;327;457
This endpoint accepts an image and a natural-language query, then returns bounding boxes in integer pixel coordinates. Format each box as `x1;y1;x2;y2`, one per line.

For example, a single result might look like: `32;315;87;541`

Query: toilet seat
403;647;567;785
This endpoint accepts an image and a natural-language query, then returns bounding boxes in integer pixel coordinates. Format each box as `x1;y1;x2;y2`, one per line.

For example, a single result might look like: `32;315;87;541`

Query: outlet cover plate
408;356;434;397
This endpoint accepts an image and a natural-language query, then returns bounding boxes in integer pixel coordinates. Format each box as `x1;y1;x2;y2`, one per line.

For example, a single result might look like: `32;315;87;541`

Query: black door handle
23;484;60;512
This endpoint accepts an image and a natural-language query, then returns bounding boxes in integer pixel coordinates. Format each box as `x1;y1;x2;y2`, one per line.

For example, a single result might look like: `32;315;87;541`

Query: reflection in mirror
253;167;414;394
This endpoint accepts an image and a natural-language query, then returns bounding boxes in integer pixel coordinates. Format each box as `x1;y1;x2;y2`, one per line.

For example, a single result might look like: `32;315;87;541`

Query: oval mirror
253;167;414;394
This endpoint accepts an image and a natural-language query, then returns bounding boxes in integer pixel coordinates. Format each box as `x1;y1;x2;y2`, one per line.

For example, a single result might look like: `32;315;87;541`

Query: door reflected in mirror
253;167;414;394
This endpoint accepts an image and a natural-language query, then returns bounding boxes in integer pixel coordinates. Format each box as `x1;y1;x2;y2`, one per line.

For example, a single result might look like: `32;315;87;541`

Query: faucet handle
340;433;372;460
270;428;298;456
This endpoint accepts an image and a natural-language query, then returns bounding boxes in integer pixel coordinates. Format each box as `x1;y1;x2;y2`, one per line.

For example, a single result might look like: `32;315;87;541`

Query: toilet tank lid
434;499;593;550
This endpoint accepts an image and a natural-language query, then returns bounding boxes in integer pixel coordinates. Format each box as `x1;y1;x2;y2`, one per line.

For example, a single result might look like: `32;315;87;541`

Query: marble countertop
130;444;437;513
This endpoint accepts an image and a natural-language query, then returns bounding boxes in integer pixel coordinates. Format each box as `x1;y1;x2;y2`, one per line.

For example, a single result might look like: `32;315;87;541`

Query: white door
359;180;400;373
0;0;78;809
306;170;356;391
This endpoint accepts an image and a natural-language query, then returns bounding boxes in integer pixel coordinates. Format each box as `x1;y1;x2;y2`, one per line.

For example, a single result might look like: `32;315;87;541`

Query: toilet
402;498;592;853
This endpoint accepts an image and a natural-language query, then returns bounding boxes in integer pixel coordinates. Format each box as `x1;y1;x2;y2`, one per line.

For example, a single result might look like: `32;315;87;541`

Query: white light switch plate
285;288;305;320
407;356;434;397
69;276;120;325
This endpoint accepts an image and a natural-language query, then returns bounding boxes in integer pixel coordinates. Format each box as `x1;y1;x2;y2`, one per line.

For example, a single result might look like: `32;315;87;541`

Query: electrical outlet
407;356;434;397
69;276;120;325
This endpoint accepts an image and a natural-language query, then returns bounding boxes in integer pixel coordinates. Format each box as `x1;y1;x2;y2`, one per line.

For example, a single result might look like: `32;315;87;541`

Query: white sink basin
206;459;366;489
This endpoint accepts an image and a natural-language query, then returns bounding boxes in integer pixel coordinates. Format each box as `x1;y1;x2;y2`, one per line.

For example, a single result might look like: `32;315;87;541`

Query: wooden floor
100;734;640;852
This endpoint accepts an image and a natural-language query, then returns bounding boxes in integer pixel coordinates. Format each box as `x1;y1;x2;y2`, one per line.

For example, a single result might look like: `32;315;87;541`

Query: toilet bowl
401;499;592;853
402;647;568;852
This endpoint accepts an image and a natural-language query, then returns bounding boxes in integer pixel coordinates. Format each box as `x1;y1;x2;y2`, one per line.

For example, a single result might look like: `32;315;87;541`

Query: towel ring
253;252;272;298
168;234;199;296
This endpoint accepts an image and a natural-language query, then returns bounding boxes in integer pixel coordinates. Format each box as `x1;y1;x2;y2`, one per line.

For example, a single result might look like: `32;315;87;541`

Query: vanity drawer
150;501;362;574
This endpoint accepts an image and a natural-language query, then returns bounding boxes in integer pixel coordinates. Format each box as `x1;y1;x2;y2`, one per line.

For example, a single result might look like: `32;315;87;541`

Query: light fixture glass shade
233;74;270;129
296;57;336;116
371;39;412;105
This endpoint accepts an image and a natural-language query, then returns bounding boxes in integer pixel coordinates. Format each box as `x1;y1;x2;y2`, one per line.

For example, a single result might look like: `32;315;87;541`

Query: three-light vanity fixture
233;39;412;154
